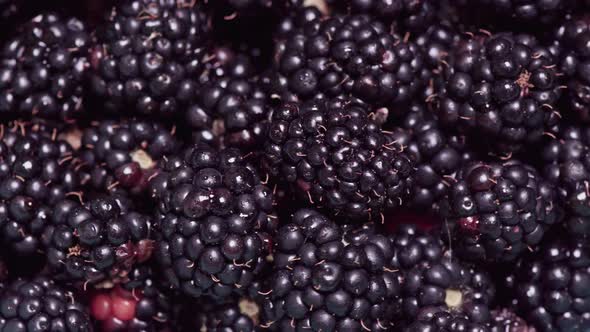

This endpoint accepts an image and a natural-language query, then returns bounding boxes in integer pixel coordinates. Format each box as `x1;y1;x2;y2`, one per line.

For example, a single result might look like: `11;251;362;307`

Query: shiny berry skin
0;121;78;255
88;0;209;116
555;16;590;123
390;224;495;327
187;53;271;151
542;126;590;238
264;96;415;221
439;160;561;262
149;145;275;300
436;32;562;155
76;119;179;195
41;196;154;286
0;13;89;120
265;8;429;106
0;277;92;332
260;209;402;331
505;238;590;332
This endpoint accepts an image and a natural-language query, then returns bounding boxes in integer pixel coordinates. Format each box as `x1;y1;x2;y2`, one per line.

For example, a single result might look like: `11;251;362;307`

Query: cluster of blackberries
0;0;588;331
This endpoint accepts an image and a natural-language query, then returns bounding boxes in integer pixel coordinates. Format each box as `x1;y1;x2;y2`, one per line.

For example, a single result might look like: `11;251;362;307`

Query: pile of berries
0;0;588;331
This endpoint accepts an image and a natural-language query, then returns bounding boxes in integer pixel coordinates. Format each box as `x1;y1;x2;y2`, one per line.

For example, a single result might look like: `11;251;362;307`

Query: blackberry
187;52;271;151
88;0;210;116
505;238;590;332
266;8;429;106
403;306;493;331
76;119;179;195
0;13;89;120
554;16;590;123
41;196;154;286
263;96;414;221
542;125;590;238
491;308;536;332
436;31;562;155
439;160;561;262
329;0;437;32
149;145;275;299
260;209;401;331
0;121;79;255
390;224;495;328
0;276;92;331
392;103;476;210
90;266;177;331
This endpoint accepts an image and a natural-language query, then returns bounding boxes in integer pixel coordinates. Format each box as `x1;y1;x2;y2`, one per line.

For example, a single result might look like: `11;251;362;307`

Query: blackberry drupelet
329;0;437;32
89;0;210;116
0;276;92;331
439;160;561;262
505;238;590;332
0;121;79;255
149;145;275;299
390;224;495;328
90;266;177;331
266;8;429;106
41;195;154;286
263;96;414;221
542;125;590;238
260;208;401;331
393;103;476;210
554;16;590;123
76;119;179;196
0;13;89;120
436;31;562;155
187;52;271;151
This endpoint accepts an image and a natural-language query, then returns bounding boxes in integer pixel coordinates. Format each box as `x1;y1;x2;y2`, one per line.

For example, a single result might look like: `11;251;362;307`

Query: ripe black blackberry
0;276;92;331
436;31;562;155
392;103;476;210
0;13;89;120
329;0;437;32
41;195;154;286
76;119;179;196
260;209;401;331
505;238;590;332
266;7;429;107
390;224;495;328
149;145;275;299
187;52;271;151
542;125;590;238
0;121;79;255
554;16;590;123
438;160;561;262
88;0;210;116
263;96;414;221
